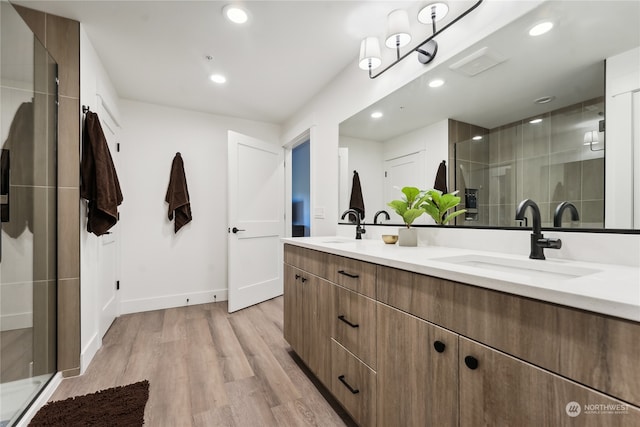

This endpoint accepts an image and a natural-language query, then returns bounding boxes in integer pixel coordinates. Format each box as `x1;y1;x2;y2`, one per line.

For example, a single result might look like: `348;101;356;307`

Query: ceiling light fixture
472;135;483;141
210;74;227;84
358;0;484;79
428;79;444;88
371;111;383;119
529;118;543;124
223;5;248;24
529;21;553;36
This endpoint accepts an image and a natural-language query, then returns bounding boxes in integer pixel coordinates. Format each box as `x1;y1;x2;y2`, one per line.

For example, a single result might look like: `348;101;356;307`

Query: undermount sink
434;254;600;280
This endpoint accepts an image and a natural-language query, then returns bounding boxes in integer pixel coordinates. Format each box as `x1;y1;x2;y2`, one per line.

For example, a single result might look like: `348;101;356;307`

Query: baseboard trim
119;288;228;315
80;332;101;375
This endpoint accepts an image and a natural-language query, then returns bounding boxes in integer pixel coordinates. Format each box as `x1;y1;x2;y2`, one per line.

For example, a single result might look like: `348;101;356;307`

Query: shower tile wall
15;5;81;377
451;97;605;228
448;119;489;225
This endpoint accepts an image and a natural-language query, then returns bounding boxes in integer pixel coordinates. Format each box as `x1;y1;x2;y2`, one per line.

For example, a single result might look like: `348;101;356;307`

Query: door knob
231;227;245;233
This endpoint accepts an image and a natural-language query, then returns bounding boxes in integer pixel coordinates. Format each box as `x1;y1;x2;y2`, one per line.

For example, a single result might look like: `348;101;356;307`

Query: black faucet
341;209;366;240
374;210;390;224
515;199;562;260
553;201;579;227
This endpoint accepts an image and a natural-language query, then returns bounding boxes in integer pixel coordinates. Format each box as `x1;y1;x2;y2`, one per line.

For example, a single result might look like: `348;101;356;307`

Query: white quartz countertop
282;237;640;323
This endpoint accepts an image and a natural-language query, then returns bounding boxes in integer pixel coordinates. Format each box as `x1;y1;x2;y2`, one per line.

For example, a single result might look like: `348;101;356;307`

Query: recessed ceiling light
472;135;483;141
529;118;543;124
428;79;444;88
534;95;555;104
529;21;553;36
371;111;383;119
223;5;248;24
210;74;227;84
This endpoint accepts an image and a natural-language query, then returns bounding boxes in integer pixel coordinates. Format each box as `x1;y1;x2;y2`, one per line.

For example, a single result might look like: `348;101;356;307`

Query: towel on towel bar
81;111;123;236
348;170;365;222
165;152;192;233
434;160;448;193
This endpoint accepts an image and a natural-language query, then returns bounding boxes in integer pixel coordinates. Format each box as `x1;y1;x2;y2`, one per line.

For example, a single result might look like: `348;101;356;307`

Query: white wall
79;26;121;371
605;46;640;229
117;100;280;315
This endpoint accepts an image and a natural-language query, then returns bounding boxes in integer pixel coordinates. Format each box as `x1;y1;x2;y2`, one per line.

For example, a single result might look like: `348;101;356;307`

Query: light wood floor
50;297;355;427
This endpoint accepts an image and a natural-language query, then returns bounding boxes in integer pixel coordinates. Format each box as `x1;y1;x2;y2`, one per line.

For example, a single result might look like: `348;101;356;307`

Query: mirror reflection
339;1;640;230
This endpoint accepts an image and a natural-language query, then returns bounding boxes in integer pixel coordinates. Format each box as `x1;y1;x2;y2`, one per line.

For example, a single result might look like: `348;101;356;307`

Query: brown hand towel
349;170;365;222
165;152;192;233
80;111;123;236
434;160;448;193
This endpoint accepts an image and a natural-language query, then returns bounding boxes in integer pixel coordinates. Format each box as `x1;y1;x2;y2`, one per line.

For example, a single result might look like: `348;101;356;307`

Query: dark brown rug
28;380;149;426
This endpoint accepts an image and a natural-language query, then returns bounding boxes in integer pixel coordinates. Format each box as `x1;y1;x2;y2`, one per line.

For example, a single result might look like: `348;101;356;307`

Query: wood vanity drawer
377;264;640;407
284;244;329;278
328;254;376;298
333;285;376;370
331;339;376;427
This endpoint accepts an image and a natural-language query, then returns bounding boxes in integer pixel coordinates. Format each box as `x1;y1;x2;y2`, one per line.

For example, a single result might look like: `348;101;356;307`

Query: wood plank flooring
49;297;356;427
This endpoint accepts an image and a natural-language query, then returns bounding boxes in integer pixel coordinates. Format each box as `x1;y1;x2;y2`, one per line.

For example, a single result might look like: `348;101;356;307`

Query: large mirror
339;1;640;230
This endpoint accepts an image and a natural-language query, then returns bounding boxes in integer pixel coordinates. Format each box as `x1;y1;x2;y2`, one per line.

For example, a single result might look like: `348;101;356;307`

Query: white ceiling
10;0;439;124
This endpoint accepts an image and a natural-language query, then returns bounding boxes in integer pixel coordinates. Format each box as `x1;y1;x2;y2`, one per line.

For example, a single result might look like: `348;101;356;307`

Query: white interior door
384;151;428;224
97;100;119;338
228;131;284;313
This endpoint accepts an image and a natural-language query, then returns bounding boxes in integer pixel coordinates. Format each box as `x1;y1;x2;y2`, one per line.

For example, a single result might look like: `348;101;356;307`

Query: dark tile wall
14;4;81;377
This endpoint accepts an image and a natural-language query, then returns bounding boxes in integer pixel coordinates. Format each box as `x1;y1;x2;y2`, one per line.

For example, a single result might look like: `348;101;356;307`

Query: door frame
284;129;313;237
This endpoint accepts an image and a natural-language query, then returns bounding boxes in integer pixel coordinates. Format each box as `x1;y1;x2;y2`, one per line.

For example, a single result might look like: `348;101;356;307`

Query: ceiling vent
449;47;507;77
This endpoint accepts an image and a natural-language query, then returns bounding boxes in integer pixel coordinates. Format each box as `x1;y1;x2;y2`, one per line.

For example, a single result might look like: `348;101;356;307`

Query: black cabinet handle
231;227;245;233
301;277;307;283
464;356;479;370
338;315;359;328
338;375;360;394
338;270;359;279
295;274;301;280
433;341;446;353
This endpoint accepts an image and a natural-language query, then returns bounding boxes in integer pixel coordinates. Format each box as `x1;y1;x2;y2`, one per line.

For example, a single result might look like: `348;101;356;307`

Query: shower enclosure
454;97;605;229
1;1;58;425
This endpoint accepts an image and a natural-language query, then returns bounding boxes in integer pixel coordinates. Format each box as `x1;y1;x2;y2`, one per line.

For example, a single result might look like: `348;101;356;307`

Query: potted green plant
421;189;467;225
387;186;429;246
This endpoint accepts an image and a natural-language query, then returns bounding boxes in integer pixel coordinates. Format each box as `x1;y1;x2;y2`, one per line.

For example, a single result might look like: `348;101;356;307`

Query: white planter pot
398;227;417;247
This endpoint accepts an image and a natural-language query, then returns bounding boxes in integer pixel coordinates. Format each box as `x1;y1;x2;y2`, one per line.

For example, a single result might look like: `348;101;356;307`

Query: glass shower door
1;1;58;425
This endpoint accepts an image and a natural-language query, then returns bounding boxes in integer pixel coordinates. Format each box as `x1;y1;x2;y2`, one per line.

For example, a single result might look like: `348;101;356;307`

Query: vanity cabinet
284;244;377;426
376;303;458;427
459;337;639;427
284;243;640;426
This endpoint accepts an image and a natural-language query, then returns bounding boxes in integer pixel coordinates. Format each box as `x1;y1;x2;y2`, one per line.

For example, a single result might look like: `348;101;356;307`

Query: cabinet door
376;303;458;427
459;337;640;427
305;274;334;387
283;264;304;357
283;262;334;387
